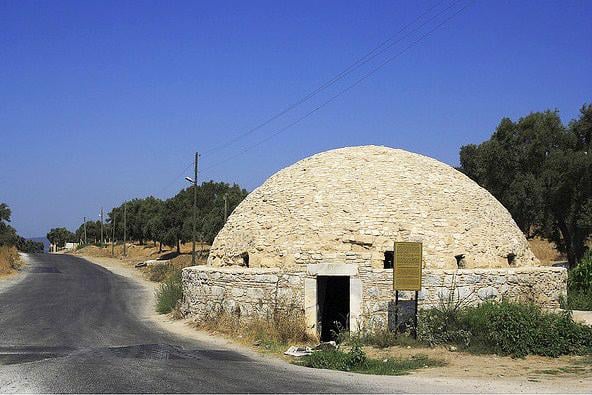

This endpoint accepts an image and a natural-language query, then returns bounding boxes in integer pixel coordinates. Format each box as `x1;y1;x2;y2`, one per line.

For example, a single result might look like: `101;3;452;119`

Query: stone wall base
181;265;567;334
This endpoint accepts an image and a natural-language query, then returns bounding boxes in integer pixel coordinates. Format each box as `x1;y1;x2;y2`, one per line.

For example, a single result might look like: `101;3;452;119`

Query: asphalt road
0;253;407;393
1;254;574;394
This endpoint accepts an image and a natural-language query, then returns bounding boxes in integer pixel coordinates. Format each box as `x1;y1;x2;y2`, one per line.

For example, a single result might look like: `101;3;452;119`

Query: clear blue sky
1;0;591;237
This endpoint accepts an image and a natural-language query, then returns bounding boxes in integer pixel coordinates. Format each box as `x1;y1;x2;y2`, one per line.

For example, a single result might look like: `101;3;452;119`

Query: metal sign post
393;241;423;338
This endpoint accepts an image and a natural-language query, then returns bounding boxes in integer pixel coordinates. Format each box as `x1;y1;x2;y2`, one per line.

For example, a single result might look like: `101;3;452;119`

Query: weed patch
345;326;421;349
298;346;443;375
155;268;183;314
192;301;315;351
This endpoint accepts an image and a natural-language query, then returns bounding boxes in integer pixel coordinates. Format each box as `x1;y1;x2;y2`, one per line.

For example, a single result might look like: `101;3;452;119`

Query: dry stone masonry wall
181;266;307;319
181;265;567;329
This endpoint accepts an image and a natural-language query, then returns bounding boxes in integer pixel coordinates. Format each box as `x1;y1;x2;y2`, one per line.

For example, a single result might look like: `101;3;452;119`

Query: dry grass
0;246;21;276
191;304;316;353
73;242;208;281
528;237;565;264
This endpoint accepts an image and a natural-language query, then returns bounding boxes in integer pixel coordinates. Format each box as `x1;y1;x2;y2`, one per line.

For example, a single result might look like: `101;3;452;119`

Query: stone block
477;286;499;301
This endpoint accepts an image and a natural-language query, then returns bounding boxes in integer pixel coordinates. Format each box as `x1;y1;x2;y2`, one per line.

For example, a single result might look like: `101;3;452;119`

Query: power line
153;2;452;196
200;0;458;157
154;160;194;197
155;0;470;196
201;1;474;173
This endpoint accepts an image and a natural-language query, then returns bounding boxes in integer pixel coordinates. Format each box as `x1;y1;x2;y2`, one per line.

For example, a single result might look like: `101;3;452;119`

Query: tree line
47;181;248;252
0;203;44;253
459;104;592;267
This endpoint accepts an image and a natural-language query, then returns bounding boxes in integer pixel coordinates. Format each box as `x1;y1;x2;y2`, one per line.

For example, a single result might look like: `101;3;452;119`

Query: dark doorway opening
317;276;350;341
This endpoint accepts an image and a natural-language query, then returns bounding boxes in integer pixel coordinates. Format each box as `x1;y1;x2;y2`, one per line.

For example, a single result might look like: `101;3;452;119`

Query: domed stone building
182;146;566;338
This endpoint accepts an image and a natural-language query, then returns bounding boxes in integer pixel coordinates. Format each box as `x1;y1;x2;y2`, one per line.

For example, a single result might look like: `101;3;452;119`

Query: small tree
75;220;101;243
46;227;76;249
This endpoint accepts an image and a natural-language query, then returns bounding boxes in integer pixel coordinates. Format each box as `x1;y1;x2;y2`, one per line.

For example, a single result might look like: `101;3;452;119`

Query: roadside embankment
0;252;29;293
0;246;22;277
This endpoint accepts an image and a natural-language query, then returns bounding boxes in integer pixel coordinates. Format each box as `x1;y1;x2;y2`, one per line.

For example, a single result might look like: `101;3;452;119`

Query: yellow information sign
393;242;423;291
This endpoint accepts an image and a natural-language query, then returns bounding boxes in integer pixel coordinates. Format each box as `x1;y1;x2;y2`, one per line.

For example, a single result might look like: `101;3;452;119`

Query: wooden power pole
224;193;228;223
111;211;116;257
100;207;104;245
191;152;199;265
123;202;127;257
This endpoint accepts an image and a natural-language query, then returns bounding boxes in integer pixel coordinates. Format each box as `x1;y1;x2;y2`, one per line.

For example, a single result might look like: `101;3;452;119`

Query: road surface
0;254;400;393
0;254;575;393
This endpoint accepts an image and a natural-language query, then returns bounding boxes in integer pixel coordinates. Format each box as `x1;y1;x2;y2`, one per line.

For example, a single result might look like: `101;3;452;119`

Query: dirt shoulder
78;253;592;393
366;345;591;384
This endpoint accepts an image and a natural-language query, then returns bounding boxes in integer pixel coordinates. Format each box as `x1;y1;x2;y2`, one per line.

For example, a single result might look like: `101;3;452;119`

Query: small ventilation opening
455;254;465;268
384;251;394;269
241;253;249;267
507;253;516;266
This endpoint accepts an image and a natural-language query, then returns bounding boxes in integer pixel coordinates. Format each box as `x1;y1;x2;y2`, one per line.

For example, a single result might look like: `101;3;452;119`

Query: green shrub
418;307;472;348
562;289;592;311
155;268;183;314
418;301;592;358
562;252;592;311
302;349;350;370
463;302;592;357
299;345;442;375
570;251;592;291
300;338;366;371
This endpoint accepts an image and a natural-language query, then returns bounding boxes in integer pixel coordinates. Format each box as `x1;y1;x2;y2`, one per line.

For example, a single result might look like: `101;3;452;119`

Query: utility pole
111;211;116;257
223;193;228;223
123;202;127;257
83;216;87;244
100;207;104;245
192;152;199;265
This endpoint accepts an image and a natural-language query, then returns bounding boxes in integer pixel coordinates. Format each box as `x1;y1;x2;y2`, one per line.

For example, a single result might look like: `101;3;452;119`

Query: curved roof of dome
208;146;538;269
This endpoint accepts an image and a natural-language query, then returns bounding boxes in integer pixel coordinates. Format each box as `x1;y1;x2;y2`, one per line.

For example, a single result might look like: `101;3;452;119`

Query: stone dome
208;146;539;269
